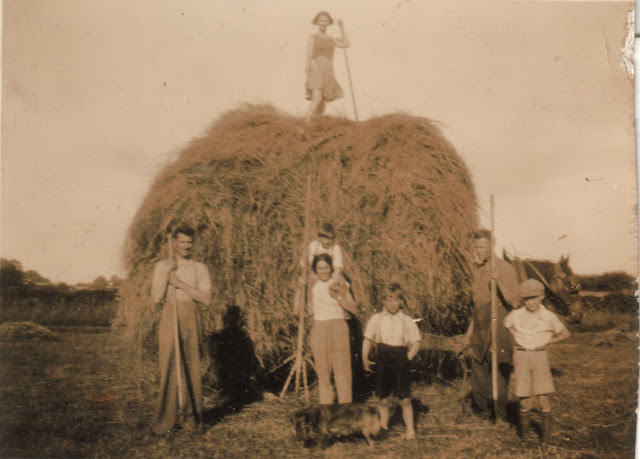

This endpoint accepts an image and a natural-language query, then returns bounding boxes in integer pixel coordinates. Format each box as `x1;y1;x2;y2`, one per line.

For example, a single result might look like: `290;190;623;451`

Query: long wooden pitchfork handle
490;195;498;420
168;233;185;411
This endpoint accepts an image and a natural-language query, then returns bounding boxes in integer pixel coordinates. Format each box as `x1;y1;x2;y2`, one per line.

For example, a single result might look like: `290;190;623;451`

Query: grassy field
0;288;118;327
0;308;637;458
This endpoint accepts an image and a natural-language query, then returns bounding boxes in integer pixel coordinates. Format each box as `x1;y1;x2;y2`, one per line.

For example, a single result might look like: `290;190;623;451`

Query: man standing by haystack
461;229;520;421
151;223;212;435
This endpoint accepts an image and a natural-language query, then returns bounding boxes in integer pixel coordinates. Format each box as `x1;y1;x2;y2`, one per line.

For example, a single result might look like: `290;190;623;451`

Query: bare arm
455;317;474;355
151;259;175;304
362;338;374;372
333;19;350;48
336;293;357;316
292;277;312;316
329;277;357;315
548;325;570;345
407;340;420;361
463;317;474;344
169;271;211;305
306;35;314;72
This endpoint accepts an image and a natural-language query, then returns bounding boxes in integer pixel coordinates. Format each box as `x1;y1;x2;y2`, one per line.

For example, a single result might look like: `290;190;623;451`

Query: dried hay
117;104;478;367
0;321;61;342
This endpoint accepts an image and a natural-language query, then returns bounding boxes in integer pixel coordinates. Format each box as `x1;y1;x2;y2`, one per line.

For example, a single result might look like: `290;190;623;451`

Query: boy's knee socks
518;411;531;440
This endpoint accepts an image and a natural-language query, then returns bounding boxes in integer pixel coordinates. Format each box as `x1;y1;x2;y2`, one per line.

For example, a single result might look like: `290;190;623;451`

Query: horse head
503;251;584;324
551;255;583;323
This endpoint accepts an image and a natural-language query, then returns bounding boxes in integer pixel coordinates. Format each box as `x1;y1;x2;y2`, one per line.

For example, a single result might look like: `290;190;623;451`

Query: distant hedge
0;286;118;326
582;292;638;314
576;271;637;292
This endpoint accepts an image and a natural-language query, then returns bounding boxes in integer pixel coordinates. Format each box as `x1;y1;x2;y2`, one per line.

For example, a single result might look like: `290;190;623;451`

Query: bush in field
0;259;25;288
117;104;479;368
576;271;637;292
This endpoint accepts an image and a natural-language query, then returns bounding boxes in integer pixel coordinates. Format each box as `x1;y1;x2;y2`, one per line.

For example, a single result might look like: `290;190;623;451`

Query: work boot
518;411;531;442
541;412;553;444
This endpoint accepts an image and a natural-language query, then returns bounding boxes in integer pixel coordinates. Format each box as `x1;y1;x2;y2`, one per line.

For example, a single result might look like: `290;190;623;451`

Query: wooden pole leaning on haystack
342;49;359;122
168;231;185;411
490;194;498;420
280;175;313;401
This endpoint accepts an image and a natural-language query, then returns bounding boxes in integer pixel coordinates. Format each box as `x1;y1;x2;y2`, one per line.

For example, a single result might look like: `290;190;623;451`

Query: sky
1;0;637;283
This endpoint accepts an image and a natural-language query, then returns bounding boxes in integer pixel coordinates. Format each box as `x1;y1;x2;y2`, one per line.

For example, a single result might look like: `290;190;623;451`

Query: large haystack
118;104;478;366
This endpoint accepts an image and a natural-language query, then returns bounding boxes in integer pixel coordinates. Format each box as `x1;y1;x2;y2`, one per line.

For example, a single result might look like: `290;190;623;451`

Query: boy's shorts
375;344;411;399
513;348;555;397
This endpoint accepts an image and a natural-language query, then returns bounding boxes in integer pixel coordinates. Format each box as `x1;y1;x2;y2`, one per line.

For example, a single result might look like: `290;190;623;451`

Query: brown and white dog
293;403;381;447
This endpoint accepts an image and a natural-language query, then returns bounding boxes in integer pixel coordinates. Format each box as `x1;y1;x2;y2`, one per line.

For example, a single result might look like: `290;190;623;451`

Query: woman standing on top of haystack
305;11;350;118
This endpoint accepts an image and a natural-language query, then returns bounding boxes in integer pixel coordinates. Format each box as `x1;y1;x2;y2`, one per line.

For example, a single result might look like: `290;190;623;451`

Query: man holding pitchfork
460;229;520;422
151;223;212;435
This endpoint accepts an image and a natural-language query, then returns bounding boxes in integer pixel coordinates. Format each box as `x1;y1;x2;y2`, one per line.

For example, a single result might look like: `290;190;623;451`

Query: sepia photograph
1;1;638;457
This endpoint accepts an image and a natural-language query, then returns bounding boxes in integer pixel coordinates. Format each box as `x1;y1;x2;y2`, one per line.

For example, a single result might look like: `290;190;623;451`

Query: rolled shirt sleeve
405;317;421;345
503;311;514;330
549;312;565;334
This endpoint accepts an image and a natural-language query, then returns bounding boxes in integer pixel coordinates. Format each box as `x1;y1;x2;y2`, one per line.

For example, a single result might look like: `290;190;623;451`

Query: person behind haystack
302;223;345;284
305;11;350;118
151;223;212;434
362;283;421;440
504;279;570;445
295;253;356;405
461;229;520;421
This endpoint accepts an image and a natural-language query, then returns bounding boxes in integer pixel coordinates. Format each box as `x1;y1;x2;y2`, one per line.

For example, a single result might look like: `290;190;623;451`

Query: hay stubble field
1;305;636;458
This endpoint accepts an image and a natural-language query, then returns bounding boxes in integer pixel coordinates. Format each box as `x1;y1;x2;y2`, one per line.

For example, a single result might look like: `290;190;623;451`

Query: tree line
1;258;122;293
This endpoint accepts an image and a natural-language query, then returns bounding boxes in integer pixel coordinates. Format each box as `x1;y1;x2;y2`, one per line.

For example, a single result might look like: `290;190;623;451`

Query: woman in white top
301;253;356;404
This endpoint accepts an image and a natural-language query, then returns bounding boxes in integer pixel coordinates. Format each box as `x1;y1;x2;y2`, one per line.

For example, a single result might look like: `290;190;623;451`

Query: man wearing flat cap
461;229;520;421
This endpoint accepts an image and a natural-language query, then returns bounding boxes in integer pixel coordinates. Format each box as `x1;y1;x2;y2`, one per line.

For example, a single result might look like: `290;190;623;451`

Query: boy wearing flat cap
504;279;570;446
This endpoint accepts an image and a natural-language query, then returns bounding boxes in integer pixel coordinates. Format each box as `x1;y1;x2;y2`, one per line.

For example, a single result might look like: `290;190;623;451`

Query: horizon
2;0;637;283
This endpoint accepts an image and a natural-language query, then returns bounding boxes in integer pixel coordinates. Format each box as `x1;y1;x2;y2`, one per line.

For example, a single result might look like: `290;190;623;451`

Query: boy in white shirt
295;223;348;315
504;279;570;445
303;223;345;283
362;283;421;440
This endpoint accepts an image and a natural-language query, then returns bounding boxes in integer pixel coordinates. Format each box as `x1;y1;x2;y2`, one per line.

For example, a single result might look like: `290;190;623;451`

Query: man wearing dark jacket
462;229;520;420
